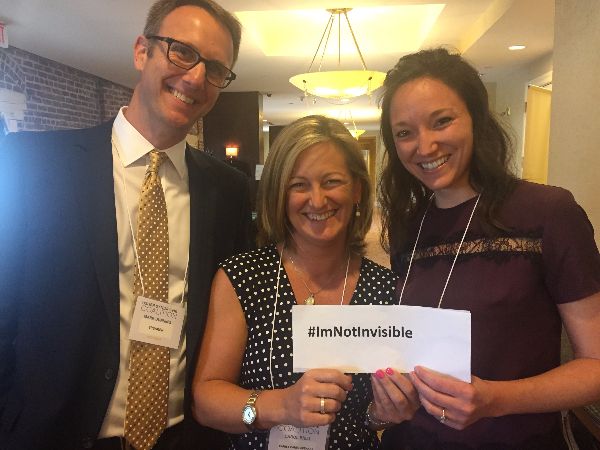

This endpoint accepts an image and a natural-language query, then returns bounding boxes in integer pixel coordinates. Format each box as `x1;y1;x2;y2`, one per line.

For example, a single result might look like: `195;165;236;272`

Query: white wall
549;0;600;245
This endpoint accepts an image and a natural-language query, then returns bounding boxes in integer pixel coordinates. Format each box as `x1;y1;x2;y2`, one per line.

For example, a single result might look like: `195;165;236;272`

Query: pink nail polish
375;369;385;379
385;367;394;375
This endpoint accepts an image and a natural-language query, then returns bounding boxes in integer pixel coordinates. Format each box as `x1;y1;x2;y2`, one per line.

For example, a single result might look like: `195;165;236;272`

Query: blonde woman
193;116;414;449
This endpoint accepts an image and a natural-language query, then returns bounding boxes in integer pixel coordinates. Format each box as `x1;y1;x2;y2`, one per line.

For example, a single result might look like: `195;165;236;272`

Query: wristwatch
241;390;262;431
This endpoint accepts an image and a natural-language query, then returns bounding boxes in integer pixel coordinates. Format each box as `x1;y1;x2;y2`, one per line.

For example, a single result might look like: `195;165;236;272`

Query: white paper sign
129;296;185;349
292;305;471;382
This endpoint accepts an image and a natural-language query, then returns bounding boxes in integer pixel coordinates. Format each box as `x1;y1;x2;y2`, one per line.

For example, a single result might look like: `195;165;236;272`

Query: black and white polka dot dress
220;245;398;450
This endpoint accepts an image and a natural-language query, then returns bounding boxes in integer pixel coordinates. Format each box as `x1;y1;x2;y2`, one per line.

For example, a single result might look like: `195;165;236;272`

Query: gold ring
320;397;326;414
439;407;446;423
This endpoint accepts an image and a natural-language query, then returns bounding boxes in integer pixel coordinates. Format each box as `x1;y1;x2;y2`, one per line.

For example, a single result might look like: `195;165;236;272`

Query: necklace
287;251;351;305
398;193;481;308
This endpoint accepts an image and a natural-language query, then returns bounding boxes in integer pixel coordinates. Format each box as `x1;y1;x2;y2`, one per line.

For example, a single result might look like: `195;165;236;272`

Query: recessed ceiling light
236;5;445;57
508;45;526;51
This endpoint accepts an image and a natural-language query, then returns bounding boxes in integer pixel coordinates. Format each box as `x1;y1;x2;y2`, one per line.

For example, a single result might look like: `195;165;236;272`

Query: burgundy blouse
387;181;600;449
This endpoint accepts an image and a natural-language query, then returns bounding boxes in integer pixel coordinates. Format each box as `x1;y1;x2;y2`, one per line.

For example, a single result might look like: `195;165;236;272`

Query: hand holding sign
410;366;492;430
281;368;352;427
370;368;420;426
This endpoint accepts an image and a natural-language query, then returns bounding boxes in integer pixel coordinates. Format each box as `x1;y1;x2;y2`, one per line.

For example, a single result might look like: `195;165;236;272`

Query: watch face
242;405;256;425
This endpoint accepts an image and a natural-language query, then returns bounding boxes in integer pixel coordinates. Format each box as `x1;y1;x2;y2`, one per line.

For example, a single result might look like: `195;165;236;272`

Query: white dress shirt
99;107;190;437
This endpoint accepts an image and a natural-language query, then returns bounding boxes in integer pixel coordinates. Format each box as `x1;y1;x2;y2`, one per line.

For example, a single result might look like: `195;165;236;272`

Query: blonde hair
256;115;372;255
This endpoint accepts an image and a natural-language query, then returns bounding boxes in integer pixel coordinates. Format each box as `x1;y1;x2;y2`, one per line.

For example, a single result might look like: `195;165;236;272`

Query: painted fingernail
375;369;385;379
385;367;394;375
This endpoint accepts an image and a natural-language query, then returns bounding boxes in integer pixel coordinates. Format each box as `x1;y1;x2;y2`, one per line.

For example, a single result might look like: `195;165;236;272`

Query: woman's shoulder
499;180;595;245
355;257;398;305
508;180;576;208
496;180;579;224
221;245;278;272
360;257;399;284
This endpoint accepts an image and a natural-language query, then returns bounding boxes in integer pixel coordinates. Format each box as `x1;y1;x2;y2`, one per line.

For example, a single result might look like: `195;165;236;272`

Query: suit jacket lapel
71;121;120;352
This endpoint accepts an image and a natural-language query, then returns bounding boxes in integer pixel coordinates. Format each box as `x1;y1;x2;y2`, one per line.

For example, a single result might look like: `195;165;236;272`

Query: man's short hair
144;0;242;64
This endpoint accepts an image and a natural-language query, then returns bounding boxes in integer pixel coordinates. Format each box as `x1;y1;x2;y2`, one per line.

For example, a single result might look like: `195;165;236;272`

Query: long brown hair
379;48;517;253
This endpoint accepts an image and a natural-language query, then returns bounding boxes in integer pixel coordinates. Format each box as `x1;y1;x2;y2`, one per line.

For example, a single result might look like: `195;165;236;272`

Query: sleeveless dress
220;245;398;450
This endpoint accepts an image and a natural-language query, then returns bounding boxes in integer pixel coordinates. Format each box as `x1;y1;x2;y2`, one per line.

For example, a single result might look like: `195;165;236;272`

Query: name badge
268;424;328;450
129;296;184;349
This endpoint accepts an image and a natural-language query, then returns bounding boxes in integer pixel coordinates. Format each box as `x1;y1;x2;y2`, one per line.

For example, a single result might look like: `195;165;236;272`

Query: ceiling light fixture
289;8;386;102
349;128;366;139
508;45;526;51
336;109;365;140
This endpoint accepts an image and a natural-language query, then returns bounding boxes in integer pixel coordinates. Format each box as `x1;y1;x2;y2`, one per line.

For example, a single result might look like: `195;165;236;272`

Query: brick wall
0;46;132;132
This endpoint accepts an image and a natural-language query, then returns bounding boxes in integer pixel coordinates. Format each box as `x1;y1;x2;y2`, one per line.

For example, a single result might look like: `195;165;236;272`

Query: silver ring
439;407;446;423
320;397;326;414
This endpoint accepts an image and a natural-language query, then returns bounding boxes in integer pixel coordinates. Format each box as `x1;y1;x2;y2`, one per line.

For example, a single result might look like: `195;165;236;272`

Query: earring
355;203;361;217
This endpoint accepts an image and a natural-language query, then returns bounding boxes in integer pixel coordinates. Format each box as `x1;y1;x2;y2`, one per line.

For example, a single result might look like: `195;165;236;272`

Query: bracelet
365;401;392;428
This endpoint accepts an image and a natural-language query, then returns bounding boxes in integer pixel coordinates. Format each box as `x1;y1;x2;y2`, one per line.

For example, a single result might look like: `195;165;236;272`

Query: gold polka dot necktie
125;150;170;450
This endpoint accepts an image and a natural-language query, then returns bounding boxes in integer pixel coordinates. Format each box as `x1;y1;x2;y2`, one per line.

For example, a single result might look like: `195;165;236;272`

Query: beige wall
549;0;600;245
493;53;553;176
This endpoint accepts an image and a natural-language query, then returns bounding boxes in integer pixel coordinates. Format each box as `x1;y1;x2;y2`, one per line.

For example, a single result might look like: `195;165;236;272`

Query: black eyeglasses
146;35;236;89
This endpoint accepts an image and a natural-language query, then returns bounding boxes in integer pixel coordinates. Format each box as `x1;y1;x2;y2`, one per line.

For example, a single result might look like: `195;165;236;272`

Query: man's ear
133;35;149;71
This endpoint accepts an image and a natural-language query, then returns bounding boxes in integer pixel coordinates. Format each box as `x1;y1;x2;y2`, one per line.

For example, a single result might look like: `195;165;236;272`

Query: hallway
365;208;390;269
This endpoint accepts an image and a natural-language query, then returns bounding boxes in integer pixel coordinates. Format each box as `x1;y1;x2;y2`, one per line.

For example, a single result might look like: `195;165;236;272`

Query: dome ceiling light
289;8;386;102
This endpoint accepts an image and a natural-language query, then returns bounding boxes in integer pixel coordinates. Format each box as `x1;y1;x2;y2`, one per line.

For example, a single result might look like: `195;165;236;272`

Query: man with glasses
0;1;251;449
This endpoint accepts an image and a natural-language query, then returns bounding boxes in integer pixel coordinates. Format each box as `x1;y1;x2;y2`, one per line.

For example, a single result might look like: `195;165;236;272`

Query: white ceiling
0;0;554;131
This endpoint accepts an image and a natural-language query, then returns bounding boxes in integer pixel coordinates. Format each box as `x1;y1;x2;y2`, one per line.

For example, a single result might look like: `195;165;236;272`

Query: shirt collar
112;107;187;179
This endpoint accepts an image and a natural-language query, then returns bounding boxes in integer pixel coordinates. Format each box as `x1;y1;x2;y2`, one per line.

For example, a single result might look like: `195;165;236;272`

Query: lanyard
398;194;481;309
268;248;285;389
268;245;351;388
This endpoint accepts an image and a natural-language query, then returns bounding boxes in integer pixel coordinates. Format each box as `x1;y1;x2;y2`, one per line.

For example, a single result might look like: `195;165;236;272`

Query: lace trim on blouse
412;236;542;261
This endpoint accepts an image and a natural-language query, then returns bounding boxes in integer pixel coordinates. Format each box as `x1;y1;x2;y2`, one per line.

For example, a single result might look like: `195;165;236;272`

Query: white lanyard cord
398;193;481;309
397;195;434;304
269;246;284;390
112;137;189;304
340;253;351;306
268;246;351;389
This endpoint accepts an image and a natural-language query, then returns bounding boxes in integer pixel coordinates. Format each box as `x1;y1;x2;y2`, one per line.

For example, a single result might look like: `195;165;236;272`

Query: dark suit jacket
0;120;252;449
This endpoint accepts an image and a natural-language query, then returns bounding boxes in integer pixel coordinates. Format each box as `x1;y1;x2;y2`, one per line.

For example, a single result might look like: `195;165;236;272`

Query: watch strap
243;390;268;432
246;390;260;407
